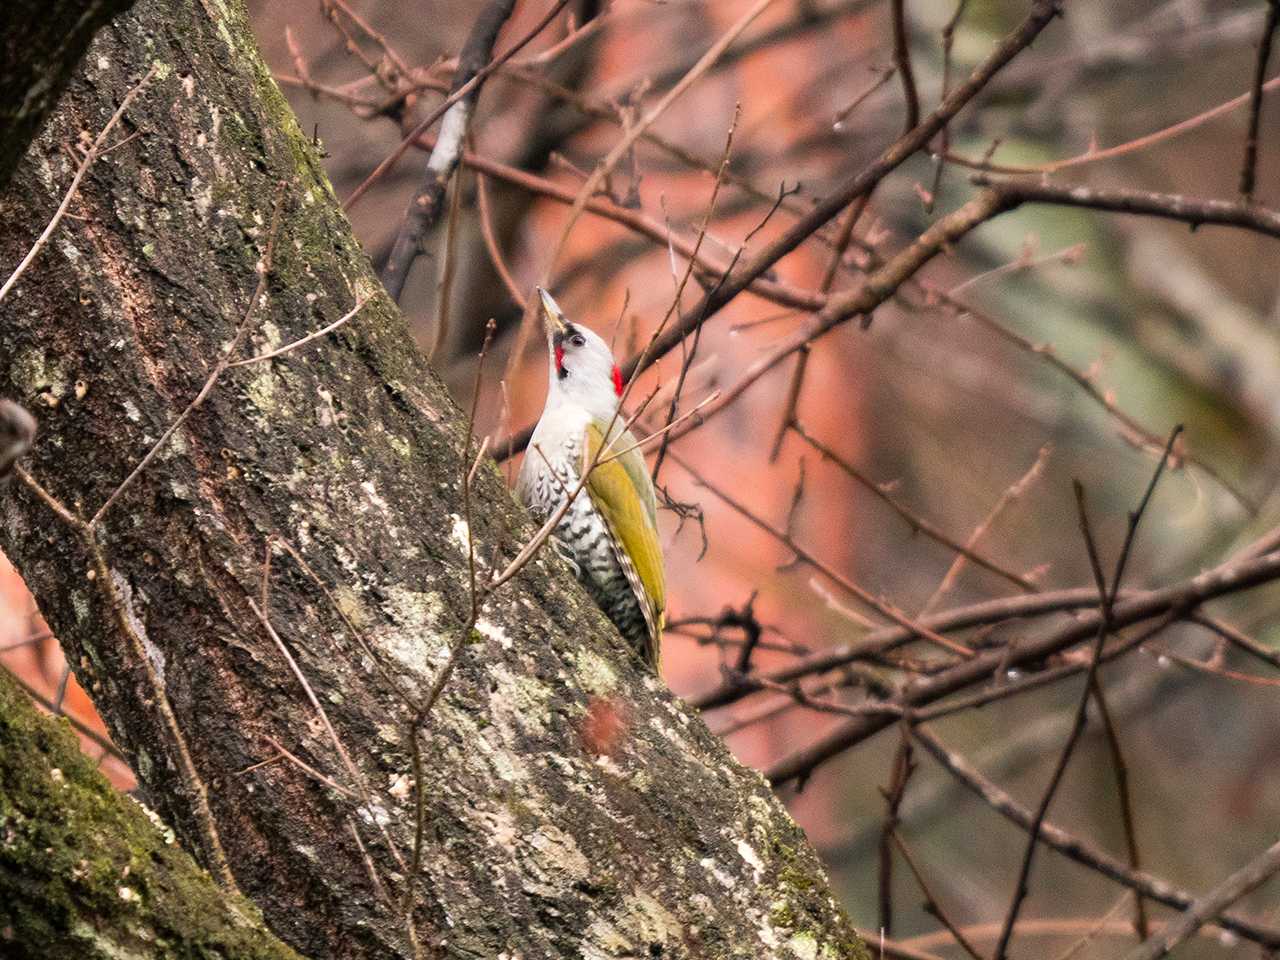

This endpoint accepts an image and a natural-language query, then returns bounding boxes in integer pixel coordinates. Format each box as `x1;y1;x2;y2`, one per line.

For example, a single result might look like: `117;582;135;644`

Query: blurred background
5;0;1280;955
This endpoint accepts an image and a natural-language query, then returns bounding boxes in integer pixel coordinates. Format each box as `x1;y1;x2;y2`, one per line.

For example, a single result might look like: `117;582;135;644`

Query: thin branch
818;193;872;293
258;734;362;801
1240;0;1279;199
1154;646;1280;688
692;586;1106;711
976;177;1280;239
344;0;569;211
768;346;809;462
228;296;368;367
908;614;1180;727
927;289;1254;514
440;139;822;312
925;0;970;210
920;443;1050;614
762;538;1280;786
628;189;1021;462
669;450;976;659
911;725;1280;948
617;1;1062;381
1121;839;1280;960
380;0;519;302
1;662;127;763
889;0;920;133
794;421;1036;592
995;427;1181;960
400;318;496;950
0;64;156;304
1089;678;1149;940
1051;894;1137;960
890;829;986;960
878;731;915;935
474;171;527;311
852;928;945;960
650;106;740;483
15;467;239;892
1189;612;1280;670
947;72;1280;176
246;599;385;827
428;161;466;360
541;0;778;280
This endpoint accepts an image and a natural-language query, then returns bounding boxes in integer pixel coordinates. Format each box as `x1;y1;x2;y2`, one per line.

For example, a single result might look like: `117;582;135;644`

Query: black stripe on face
552;323;579;347
553;324;579;380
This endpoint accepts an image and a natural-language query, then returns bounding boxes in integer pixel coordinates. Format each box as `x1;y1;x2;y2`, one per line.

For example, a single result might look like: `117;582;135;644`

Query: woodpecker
516;288;665;671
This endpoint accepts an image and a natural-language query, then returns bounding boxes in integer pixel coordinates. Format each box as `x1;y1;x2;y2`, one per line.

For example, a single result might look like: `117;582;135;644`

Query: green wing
584;422;666;656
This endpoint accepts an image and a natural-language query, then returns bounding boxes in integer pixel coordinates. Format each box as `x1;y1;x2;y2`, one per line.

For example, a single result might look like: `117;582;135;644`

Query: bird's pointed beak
536;286;570;339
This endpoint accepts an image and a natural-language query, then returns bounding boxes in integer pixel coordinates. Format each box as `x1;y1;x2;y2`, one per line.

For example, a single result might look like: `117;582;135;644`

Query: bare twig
670;450;976;659
436;140;822;312
994;428;1181;960
246;598;374;808
613;1;1062;383
761;535;1280;787
399;319;495;954
650;107;740;483
912;726;1280;947
1087;678;1149;940
428;162;466;360
818;193;872;293
344;0;570;211
977;177;1280;239
925;0;970;210
475;171;527;311
380;0;519;302
878;731;914;935
795;421;1036;592
1121;839;1280;960
768;347;809;462
927;290;1253;514
641;189;1022;457
947;73;1280;176
1240;0;1279;199
541;0;779;279
1;661;127;763
890;829;986;960
889;0;919;133
258;734;361;801
228;297;368;367
14;467;239;892
0;65;156;304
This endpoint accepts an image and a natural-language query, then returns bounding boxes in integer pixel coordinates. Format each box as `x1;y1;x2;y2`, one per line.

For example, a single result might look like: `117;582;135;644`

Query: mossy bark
0;1;868;957
0;0;138;190
0;669;304;959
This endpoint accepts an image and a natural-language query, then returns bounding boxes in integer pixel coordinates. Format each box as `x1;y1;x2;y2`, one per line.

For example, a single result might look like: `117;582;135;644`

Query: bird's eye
570;334;586;347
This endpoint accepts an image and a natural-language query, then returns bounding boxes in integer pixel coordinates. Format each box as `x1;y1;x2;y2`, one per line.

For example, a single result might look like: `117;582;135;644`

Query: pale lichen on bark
0;0;868;956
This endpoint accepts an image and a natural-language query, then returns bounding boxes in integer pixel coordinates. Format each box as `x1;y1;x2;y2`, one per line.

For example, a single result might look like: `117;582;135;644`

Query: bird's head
538;287;625;417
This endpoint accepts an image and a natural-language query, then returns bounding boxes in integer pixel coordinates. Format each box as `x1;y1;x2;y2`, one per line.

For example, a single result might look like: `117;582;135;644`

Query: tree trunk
0;668;304;959
0;1;866;957
0;0;138;190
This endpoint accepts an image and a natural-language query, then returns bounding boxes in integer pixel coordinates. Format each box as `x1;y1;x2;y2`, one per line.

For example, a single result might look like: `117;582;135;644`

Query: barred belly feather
523;452;652;658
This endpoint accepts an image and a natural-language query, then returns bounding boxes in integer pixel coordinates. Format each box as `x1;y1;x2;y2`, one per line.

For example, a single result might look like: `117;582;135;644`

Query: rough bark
0;0;138;191
0;1;866;958
0;669;304;959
